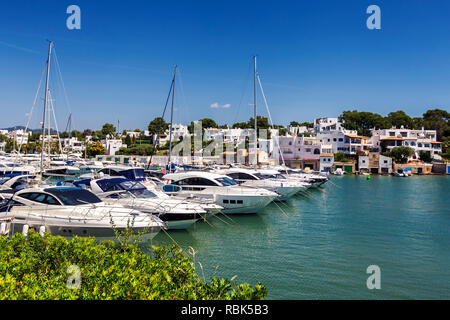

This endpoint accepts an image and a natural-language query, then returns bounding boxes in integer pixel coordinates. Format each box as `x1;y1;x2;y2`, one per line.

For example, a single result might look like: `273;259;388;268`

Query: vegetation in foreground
0;232;266;300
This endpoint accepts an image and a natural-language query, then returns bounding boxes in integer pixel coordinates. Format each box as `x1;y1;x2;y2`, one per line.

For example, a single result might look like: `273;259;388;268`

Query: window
223;199;229;204
338;138;343;142
227;172;257;180
215;177;238;186
230;200;236;204
313;149;320;154
176;177;218;186
19;192;61;205
237;200;243;204
418;143;422;147
333;138;337;142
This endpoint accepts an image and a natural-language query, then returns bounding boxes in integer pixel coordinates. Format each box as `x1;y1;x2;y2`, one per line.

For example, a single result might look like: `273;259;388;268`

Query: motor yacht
214;168;306;201
162;171;277;214
0;186;165;240
74;177;222;230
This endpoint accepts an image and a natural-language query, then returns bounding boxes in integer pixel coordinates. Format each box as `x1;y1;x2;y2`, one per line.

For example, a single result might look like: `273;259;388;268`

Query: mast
253;55;257;166
66;113;72;160
167;64;177;169
40;40;52;173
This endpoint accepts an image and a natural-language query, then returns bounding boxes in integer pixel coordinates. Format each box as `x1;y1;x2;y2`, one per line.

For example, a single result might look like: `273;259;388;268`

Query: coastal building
61;137;85;153
313;117;347;133
393;162;433;175
125;131;141;139
371;127;442;161
101;139;126;156
333;161;356;174
165;124;189;141
7;129;30;145
287;125;313;136
319;153;334;173
358;155;370;173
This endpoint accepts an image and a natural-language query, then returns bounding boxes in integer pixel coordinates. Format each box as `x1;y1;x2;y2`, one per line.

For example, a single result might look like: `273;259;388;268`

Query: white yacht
77;177;222;230
80;165;144;181
0;161;37;176
0;186;165;240
0;174;38;191
43;160;80;178
162;171;277;214
214;168;306;201
271;166;329;186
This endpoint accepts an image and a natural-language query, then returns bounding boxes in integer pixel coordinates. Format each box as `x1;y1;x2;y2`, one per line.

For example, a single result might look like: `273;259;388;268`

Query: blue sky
1;0;450;131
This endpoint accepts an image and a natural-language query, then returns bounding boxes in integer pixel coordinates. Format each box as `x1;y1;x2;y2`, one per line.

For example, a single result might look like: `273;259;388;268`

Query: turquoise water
149;175;450;299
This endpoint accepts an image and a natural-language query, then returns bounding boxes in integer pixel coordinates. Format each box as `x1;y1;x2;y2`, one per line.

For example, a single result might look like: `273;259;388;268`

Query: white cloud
210;102;231;109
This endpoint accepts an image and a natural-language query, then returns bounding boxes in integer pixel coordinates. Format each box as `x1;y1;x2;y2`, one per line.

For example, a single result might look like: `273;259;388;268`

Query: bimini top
94;178;147;192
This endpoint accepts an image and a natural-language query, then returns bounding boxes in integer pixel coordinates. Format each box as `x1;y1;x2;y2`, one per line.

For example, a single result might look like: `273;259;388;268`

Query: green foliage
116;144;154;156
87;141;106;157
339;108;450;147
0;232;267;300
389;146;415;164
289;121;313;128
334;152;349;162
101;123;116;137
418;151;433;163
340;110;391;136
148;117;169;136
188;118;218;134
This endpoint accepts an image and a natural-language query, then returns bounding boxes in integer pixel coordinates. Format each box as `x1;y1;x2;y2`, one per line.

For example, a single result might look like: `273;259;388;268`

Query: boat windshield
253;173;266;180
118;180;157;198
45;188;102;205
215;177;238;186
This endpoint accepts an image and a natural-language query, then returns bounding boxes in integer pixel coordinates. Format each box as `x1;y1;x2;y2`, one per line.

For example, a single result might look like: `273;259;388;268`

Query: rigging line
52;47;72;114
15;63;47;158
232;59;253;126
48;91;63;154
257;74;287;168
148;75;174;166
177;69;191;127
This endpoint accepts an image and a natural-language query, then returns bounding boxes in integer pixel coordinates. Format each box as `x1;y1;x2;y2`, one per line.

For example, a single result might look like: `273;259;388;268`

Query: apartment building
371;127;442;160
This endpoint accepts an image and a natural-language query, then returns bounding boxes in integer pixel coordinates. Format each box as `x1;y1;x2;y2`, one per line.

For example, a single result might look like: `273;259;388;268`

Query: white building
8;129;30;145
62;137;85;153
313;117;349;133
319;153;334;173
125;131;141;139
371;127;442;161
165;124;189;141
317;131;372;155
276;135;321;160
287;125;313;136
101;139;126;155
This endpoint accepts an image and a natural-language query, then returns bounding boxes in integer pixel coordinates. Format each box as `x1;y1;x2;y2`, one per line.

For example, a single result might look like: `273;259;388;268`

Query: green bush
0;232;266;300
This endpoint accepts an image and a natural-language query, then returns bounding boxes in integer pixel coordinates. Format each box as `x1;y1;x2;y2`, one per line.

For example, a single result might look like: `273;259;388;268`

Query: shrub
0;232;266;300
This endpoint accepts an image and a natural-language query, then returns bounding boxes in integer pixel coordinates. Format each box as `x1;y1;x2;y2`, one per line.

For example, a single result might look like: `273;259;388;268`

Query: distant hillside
1;126;58;134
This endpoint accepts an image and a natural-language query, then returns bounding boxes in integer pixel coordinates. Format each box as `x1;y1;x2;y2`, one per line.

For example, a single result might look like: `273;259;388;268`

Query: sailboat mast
167;65;177;168
40;40;52;173
66;113;72;160
253;55;257;165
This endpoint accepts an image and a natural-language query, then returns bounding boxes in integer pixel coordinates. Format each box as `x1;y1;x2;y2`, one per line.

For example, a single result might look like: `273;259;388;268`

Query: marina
1;0;449;303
